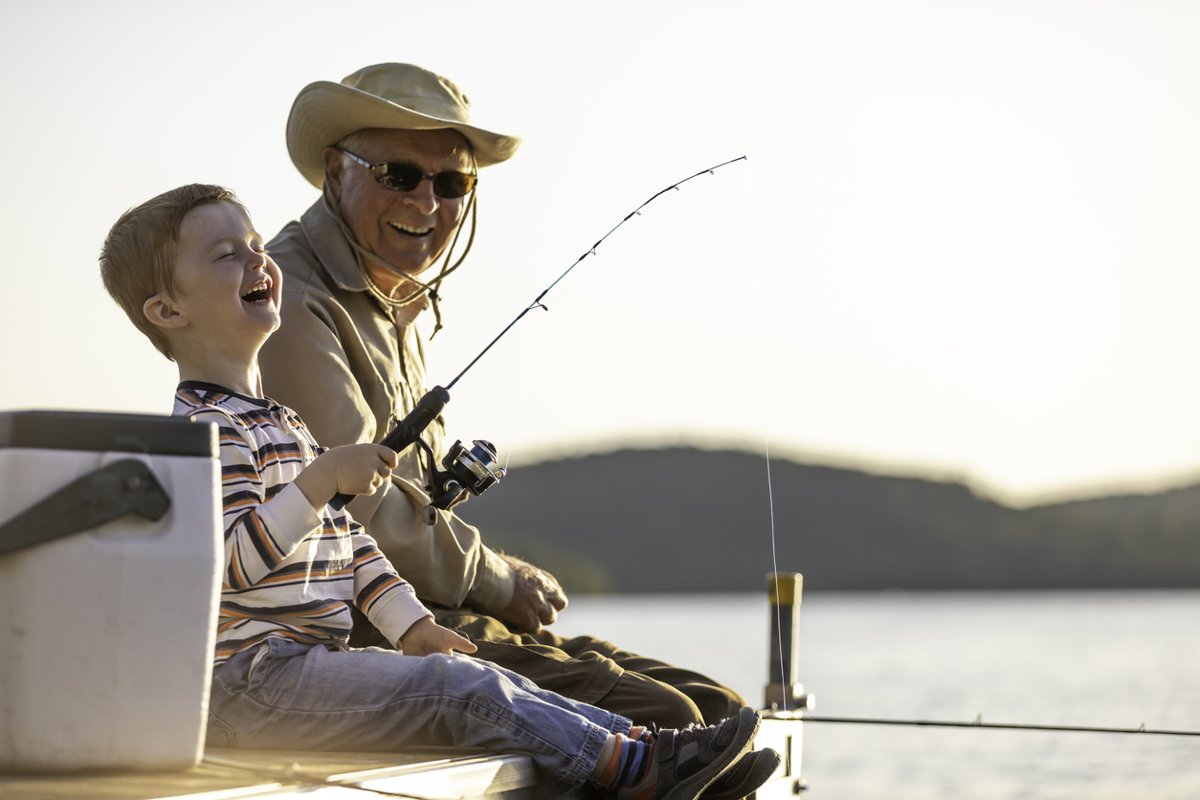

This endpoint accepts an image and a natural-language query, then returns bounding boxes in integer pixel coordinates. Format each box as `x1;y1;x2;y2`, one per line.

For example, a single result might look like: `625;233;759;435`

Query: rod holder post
765;571;812;711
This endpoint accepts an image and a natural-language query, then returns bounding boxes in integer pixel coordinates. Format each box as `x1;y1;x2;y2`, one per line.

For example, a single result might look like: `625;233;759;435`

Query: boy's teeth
241;280;270;297
241;283;271;302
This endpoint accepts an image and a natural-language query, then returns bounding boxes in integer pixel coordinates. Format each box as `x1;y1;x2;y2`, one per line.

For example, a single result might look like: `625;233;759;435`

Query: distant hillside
455;447;1200;594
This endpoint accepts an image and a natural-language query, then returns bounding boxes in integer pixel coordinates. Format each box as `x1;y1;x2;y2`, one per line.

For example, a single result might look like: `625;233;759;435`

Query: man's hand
494;554;568;634
399;616;478;657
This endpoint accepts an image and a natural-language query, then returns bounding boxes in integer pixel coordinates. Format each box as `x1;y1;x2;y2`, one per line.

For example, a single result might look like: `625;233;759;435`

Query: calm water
550;590;1200;799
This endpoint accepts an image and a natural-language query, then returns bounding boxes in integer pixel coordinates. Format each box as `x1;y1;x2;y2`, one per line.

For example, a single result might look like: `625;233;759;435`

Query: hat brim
286;80;522;189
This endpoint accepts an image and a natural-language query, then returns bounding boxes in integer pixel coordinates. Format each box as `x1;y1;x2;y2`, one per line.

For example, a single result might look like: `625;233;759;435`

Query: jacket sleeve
186;408;323;590
259;279;514;614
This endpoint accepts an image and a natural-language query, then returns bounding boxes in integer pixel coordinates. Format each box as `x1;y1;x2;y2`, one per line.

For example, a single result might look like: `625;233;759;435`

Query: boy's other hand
399;616;479;657
295;443;399;509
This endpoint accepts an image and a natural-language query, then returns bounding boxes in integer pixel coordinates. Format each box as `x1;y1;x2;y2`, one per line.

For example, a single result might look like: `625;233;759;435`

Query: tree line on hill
455;447;1200;594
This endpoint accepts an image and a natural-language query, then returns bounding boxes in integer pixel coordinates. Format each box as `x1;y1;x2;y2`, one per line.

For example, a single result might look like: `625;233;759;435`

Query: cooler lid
0;410;215;457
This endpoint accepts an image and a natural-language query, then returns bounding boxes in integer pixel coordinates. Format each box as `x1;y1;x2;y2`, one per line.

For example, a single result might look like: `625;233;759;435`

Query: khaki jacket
259;199;514;614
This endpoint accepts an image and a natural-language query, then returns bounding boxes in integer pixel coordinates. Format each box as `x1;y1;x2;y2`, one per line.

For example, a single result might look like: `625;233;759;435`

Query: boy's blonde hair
100;183;242;360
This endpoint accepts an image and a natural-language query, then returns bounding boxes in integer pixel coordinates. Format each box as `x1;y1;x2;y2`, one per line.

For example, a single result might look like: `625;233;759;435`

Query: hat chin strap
320;184;478;336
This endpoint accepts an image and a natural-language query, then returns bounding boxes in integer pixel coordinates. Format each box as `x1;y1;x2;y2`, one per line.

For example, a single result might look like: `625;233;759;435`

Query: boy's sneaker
616;706;761;800
700;747;782;800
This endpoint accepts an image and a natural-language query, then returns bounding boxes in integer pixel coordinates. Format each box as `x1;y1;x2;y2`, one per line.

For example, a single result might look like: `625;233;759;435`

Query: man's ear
142;292;187;330
322;146;344;199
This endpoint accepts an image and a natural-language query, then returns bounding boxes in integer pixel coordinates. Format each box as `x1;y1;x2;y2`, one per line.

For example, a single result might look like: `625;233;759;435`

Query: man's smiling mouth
388;221;433;237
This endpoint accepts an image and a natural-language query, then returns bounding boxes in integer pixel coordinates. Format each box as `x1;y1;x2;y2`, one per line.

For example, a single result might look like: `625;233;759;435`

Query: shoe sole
700;747;782;800
662;706;761;800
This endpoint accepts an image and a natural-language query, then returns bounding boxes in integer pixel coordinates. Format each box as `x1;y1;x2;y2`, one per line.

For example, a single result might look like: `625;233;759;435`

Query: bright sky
2;0;1199;505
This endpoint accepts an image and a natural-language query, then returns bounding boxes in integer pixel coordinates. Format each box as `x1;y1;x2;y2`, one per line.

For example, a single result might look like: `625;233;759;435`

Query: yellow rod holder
765;572;810;711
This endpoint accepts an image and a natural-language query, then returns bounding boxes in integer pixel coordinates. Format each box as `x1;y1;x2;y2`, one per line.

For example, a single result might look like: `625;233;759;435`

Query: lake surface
549;589;1200;799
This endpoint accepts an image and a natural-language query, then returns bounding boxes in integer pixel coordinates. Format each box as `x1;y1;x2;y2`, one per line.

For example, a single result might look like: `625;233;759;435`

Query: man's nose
402;177;440;214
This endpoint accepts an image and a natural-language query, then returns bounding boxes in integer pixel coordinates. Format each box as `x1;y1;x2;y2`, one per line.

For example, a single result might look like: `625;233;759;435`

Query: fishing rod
330;155;748;511
800;714;1200;738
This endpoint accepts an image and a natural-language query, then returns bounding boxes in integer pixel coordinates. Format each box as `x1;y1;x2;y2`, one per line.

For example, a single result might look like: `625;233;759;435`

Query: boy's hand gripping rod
329;156;747;511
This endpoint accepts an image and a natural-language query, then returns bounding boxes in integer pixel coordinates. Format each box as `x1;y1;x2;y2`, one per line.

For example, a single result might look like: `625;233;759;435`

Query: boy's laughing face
166;201;283;353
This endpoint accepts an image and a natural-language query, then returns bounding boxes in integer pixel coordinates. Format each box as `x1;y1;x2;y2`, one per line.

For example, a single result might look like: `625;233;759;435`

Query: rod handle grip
329;386;451;512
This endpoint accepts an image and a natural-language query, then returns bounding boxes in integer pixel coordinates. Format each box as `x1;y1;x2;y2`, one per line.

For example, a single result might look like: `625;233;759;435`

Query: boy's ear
142;292;188;330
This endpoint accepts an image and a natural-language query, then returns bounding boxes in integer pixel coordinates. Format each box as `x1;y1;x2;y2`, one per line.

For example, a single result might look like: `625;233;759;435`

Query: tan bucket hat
286;62;522;188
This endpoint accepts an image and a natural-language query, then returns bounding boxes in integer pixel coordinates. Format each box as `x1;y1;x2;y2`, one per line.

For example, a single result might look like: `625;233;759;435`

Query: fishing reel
329;386;508;514
417;437;507;510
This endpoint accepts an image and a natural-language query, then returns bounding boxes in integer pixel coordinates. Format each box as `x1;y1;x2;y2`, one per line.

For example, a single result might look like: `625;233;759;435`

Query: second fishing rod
329;156;747;511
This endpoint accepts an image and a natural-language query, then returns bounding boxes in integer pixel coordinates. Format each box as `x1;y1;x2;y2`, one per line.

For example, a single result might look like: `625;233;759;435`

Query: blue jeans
206;637;632;791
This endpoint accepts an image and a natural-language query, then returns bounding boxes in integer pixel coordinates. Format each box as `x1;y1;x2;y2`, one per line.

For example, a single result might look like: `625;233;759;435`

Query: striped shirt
174;382;430;666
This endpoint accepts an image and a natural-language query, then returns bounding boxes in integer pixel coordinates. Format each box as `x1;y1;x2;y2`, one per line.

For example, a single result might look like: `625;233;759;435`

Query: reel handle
328;386;450;512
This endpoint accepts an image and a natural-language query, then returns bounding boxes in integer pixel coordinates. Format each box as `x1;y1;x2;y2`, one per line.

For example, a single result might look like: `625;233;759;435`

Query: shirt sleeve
187;407;323;590
348;521;433;648
258;279;514;613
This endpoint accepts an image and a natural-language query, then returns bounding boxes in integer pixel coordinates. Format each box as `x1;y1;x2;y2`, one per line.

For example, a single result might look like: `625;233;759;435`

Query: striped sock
593;733;625;788
629;725;653;743
612;735;652;790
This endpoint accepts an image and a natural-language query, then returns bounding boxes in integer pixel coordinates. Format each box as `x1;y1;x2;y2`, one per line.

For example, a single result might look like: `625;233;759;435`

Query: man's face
324;127;473;294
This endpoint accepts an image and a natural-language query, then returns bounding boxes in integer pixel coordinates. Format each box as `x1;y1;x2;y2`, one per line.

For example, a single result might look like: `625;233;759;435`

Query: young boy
98;183;779;800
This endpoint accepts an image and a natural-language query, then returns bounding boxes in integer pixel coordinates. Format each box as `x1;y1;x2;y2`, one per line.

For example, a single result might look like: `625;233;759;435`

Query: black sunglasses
337;147;477;199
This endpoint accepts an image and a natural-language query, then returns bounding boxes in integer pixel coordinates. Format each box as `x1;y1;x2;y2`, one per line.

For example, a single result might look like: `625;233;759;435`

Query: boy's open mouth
240;278;273;304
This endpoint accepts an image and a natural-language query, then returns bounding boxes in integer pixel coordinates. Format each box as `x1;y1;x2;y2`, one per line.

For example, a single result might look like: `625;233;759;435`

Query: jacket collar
298;198;431;326
300;198;369;293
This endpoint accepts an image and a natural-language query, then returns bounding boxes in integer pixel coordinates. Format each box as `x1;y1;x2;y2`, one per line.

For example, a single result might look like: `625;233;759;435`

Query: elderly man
258;62;745;728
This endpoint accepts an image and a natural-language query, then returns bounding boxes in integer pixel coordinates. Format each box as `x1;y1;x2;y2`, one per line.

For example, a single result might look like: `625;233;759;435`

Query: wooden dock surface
0;715;803;799
0;748;542;799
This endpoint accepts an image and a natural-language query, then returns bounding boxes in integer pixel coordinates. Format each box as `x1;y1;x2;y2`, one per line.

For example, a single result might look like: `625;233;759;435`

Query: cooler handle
0;458;171;556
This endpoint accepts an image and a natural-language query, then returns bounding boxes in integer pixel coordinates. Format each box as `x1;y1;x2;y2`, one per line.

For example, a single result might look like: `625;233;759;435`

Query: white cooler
0;410;221;772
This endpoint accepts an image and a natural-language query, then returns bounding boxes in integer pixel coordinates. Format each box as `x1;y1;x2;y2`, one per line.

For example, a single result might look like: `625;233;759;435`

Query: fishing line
801;715;1200;738
765;438;788;713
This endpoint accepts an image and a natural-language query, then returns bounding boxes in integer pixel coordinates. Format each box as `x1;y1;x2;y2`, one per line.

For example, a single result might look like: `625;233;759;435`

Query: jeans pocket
243;639;278;693
207;646;271;748
210;639;274;698
205;709;238;748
